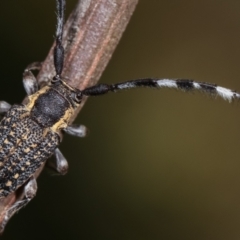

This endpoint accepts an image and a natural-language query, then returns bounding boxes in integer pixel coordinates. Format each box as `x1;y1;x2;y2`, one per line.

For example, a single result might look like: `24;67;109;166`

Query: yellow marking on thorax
50;107;74;133
25;86;50;111
24;83;76;134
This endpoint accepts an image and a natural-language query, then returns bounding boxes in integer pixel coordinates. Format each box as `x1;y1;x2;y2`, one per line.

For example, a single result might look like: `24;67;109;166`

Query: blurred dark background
1;0;240;239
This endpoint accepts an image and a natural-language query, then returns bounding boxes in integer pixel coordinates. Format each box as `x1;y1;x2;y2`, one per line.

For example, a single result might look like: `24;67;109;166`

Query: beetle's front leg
22;62;42;95
0;176;37;233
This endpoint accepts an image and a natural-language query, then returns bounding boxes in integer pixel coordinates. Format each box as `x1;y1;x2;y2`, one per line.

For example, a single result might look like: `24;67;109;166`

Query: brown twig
0;0;138;232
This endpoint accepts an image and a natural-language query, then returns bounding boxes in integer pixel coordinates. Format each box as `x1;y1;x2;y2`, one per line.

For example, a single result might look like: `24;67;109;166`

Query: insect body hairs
0;0;239;234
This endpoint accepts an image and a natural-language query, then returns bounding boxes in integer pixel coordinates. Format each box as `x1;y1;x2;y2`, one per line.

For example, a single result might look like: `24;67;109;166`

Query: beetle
0;0;239;232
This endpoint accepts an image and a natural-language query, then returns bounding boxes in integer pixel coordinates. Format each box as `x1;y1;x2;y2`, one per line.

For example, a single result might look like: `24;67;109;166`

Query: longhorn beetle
0;0;240;231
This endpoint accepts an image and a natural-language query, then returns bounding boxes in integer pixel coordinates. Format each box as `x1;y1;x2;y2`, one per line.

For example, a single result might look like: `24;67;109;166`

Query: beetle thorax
25;81;80;132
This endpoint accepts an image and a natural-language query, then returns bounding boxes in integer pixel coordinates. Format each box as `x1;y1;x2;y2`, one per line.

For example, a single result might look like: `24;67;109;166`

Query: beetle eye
74;91;82;103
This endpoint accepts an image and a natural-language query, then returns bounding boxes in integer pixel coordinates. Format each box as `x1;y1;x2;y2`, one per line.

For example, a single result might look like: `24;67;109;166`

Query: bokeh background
1;0;240;239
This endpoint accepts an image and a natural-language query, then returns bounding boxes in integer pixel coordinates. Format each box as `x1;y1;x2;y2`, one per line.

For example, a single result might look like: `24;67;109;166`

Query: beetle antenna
54;0;66;80
82;78;240;102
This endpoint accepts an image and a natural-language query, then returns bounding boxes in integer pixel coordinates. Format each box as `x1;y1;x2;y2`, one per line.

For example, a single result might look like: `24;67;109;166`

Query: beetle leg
25;62;42;72
23;70;38;95
0;101;11;114
0;177;37;233
64;124;88;138
47;148;68;175
22;62;42;95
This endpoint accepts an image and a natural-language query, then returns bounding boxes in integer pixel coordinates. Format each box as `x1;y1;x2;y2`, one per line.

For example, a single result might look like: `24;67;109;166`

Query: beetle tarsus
64;124;88;138
23;70;38;95
47;148;68;175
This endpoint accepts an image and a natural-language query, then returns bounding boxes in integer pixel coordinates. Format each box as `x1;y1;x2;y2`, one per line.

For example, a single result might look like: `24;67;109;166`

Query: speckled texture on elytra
0;104;59;197
0;79;80;199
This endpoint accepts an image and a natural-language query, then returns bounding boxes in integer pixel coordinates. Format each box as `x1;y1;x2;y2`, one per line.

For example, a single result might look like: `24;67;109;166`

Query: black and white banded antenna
53;0;65;81
52;0;240;104
82;78;240;102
